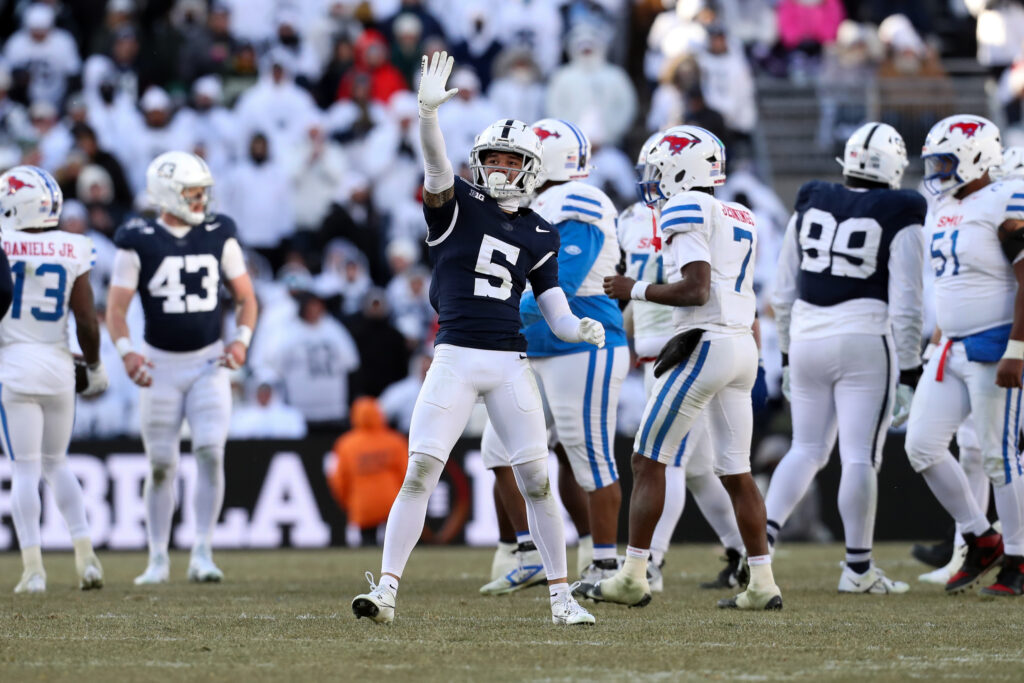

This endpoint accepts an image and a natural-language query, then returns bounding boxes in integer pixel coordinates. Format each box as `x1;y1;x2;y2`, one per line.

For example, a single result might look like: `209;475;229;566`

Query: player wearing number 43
0;165;107;593
767;122;925;594
595;125;782;610
904;115;1024;597
351;52;603;626
107;151;258;585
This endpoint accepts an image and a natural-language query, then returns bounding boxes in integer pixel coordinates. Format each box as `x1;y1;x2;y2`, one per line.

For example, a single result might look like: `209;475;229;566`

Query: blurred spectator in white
127;86;195;195
220;132;295;270
388;264;434;345
82;56;142;165
316;35;357;108
699;25;756;157
220;0;277;44
107;26;144;105
487;48;546;126
440;67;498;169
647;53;700;132
0;64;32;168
317;240;374;316
273;8;323;85
88;0;136;56
27;100;72;172
716;0;778;56
286;122;349;252
362;91;423;234
345;288;411;398
968;0;1024;77
382;0;446;44
379;352;431;433
335;29;409;104
68;122;133;212
234;48;321;162
61;198;115;295
249;264;314;372
583;127;637;207
3;3;81;107
497;0;564;76
266;290;361;428
451;2;503;90
645;0;711;84
390;13;426;87
309;2;365;72
546;22;637;147
177;76;239;179
816;20;882;151
229;377;308;440
1000;59;1024;145
325;68;388;155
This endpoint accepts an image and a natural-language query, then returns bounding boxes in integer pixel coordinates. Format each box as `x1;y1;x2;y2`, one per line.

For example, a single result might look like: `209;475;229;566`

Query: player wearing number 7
767;122;925;594
106;151;258;585
351;52;604;626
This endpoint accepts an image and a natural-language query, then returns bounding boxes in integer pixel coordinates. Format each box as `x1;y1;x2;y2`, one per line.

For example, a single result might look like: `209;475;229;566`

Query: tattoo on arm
423;186;454;208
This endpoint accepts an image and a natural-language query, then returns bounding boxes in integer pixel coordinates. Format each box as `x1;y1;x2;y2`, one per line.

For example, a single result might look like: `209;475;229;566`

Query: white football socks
42;455;89;539
512;458;567;581
920;456;990;536
380;452;445;578
837;462;877;553
650;465;686;564
11;460;42;549
193;446;225;553
144;459;178;559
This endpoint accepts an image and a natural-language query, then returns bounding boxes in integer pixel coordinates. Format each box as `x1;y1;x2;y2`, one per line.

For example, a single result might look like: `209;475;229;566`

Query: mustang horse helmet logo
6;176;33;194
949;121;983;138
533;127;560;141
661;134;700;155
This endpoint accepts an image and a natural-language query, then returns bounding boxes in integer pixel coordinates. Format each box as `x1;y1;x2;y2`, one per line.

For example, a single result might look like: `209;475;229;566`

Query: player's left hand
891;384;914;428
577;317;605;348
603;275;635;301
80;362;109;397
220;341;247;370
996;357;1024;388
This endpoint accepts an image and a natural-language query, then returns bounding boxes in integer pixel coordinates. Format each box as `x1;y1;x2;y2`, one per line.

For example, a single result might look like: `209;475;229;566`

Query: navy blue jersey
793;181;926;306
424;178;560;352
114;213;237;352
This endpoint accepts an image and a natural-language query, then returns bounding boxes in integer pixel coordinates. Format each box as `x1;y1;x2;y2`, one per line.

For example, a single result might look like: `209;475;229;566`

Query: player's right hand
577;317;605;348
81;362;109;397
891;384;913;428
124;352;153;387
418;51;458;113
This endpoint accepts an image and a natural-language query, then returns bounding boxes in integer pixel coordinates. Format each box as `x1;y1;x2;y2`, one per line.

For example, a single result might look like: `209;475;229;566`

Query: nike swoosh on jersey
535;227;550;233
206;222;221;231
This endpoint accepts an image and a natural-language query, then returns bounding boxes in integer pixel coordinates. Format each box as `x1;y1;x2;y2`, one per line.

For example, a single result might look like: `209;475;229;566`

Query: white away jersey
531;180;619;296
926;178;1024;338
661;191;757;337
617;201;673;357
0;229;94;394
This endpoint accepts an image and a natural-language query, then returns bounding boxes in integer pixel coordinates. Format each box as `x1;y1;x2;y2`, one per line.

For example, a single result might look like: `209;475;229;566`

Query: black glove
899;365;923;390
654;328;704;378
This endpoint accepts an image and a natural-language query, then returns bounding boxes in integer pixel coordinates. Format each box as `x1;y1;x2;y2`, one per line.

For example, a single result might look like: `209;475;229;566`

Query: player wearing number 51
351;51;602;627
106;151;258;585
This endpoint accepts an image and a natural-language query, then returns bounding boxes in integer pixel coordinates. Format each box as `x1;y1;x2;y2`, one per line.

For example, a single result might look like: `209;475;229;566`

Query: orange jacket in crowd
327;397;408;529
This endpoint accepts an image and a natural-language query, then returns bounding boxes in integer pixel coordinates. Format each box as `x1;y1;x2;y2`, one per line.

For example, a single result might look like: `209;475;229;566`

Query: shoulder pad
1001;179;1024;222
660;191;713;237
112;216;154;249
547;182;614;227
794;180;830;210
204;213;238;238
890;189;927;224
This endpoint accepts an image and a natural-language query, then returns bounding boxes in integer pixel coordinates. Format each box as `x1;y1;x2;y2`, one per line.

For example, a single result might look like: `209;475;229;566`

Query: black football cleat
946;529;1004;594
701;548;742;589
979;556;1024;597
911;539;954;569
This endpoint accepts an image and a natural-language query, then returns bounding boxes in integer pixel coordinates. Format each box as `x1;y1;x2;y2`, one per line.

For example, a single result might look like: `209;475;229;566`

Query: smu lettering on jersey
661;191;757;337
927;178;1024;339
520;181;626;356
114;213;237;352
774;181;926;366
424;177;560;353
617;200;674;358
0;229;94;394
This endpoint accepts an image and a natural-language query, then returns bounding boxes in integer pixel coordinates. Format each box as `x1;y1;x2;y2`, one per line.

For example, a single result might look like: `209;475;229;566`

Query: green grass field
0;543;1022;682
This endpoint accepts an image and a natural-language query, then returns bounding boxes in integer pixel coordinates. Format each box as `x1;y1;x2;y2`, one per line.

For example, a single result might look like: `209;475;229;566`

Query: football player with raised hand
590;126;782;610
107;151;258;585
0;165;106;593
767;122;925;593
905;115;1024;596
351;52;604;626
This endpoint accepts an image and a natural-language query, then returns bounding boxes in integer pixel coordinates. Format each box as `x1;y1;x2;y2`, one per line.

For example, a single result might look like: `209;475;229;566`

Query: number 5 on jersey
148;255;220;313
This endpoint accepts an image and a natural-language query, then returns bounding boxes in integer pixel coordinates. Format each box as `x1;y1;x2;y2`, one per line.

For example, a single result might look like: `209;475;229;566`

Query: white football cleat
489;543;518;582
717;583;783;610
838;564;909;594
352;572;396;624
134;554;170;585
14;570;46;594
551;588;596;625
77;553;104;590
187;550;224;583
648;559;664;593
480;548;545;595
919;544;967;585
579;559;621;585
578;570;652;607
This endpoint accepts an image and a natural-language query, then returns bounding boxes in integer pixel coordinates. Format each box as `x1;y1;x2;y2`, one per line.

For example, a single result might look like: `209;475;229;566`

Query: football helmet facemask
146;151;214;226
921;115;1002;196
469;119;542;199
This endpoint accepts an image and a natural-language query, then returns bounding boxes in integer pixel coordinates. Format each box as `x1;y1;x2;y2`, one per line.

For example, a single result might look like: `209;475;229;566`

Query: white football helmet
0;165;63;231
146;150;214;225
469;119;542;199
921;115;1002;196
530;118;590;186
636;130;664;171
638;125;726;206
837;122;908;189
994;146;1024;180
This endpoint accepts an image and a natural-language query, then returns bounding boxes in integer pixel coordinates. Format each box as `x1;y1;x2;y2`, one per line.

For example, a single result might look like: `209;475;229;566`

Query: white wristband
1003;339;1024;360
630;281;650;301
115;337;134;358
235;325;253;348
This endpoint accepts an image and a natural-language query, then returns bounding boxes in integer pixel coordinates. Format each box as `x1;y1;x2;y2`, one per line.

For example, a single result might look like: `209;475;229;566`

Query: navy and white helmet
146;150;214;226
638;125;726;206
837;122;908;189
530;118;591;186
469;119;543;199
0;165;63;231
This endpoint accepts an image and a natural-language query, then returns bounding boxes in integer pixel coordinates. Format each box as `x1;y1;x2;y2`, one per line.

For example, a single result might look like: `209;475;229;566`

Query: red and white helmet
146;150;214;225
469;119;543;199
530;118;591;186
837;122;908;189
0;165;63;231
638;125;726;206
921;115;1002;196
994;146;1024;180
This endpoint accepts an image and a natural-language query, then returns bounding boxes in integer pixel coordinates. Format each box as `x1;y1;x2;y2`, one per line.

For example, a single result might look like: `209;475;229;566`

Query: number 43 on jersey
147;255;220;313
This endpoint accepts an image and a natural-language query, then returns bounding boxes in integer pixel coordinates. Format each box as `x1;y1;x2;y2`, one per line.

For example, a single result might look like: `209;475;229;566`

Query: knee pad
147;446;180;483
397;452;444;500
195;445;225;465
513;457;554;501
904;432;944;473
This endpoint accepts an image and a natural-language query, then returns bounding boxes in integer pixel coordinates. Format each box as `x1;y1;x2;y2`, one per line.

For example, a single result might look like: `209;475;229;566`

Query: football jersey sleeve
1003;181;1024;223
771;214;801;355
659;192;713;241
75;234;96;277
423;179;461;246
221;238;247;280
110;249;141;290
527;227;560;296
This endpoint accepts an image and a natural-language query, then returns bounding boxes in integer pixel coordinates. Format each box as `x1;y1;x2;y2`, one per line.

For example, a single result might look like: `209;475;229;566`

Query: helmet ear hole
674;170;686;184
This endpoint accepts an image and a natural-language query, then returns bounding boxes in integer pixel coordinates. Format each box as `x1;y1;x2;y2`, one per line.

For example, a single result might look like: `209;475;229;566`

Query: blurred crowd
0;0;1019;440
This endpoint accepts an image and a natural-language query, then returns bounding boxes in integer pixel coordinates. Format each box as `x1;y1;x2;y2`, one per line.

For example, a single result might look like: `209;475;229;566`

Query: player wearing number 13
107;151;258;585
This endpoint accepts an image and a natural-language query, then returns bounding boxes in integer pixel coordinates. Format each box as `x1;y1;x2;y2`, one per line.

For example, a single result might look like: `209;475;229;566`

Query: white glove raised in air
577;318;605;348
81;362;109;397
891;384;914;428
418;51;458;114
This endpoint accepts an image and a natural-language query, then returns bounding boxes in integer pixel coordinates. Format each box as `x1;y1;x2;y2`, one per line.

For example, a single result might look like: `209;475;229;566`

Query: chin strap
496;196;520;212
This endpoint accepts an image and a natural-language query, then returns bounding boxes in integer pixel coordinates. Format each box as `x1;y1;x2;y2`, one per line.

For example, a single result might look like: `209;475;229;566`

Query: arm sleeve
420;109;454;194
221;237;248;280
554;220;605;297
537;287;582;342
771;214;801;355
520;289;542;327
888;225;926;371
110;248;141;290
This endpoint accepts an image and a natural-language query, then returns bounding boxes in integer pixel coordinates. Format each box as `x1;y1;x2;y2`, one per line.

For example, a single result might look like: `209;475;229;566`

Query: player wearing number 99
592;125;782;611
351;52;603;627
0;165;107;594
767;122;924;594
905;115;1024;597
107;151;258;585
